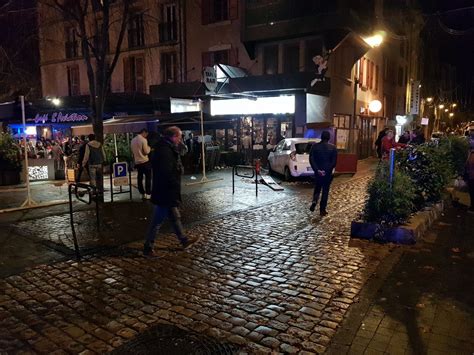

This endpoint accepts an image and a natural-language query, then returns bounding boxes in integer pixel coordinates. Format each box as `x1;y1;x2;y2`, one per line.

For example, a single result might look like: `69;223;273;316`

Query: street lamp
444;108;449;112
438;104;445;109
426;97;433;103
52;98;61;106
449;113;454;118
368;100;382;113
363;32;385;47
451;103;457;108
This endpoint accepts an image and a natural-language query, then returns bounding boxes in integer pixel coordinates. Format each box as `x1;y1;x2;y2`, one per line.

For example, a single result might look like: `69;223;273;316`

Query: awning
72;115;158;135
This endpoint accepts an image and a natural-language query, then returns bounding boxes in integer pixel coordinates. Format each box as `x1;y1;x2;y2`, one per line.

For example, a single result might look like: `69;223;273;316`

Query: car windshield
295;142;313;154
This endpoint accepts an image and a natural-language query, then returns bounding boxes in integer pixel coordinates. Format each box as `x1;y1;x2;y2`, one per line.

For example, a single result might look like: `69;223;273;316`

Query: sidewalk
0;164;390;354
327;200;474;354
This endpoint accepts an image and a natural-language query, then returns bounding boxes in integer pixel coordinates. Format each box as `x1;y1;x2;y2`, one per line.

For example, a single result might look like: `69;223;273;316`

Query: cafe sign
34;112;89;124
202;66;217;93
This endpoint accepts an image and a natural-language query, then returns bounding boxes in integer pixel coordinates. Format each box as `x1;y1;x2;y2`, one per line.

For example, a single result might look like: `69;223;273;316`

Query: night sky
419;0;474;109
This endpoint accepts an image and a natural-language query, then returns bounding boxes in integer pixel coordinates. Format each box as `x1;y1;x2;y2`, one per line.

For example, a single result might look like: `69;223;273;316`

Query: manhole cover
112;324;240;355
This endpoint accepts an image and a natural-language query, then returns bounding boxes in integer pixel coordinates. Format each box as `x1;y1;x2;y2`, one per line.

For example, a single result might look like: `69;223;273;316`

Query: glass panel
266;117;277;149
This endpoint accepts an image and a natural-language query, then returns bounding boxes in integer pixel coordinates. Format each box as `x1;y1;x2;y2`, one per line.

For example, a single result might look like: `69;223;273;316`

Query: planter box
351;201;444;244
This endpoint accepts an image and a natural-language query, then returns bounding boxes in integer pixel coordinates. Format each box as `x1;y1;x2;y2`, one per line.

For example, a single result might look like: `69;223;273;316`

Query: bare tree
40;0;132;142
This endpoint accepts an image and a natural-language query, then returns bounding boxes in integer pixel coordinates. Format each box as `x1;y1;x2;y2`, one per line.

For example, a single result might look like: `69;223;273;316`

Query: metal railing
68;183;100;260
232;165;259;197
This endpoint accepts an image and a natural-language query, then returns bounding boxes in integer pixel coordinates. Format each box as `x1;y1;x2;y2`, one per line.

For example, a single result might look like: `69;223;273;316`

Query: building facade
38;0;184;97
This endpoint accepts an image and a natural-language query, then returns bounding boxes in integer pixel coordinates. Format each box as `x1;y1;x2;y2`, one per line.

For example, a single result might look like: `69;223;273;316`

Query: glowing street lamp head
363;33;384;47
451;103;457;108
438;104;444;109
52;98;61;106
449;113;454;118
426;97;433;103
444;108;449;112
369;100;382;113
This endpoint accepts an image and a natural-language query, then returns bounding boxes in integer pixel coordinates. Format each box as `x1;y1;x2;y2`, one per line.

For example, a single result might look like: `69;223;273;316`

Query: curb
351;201;446;244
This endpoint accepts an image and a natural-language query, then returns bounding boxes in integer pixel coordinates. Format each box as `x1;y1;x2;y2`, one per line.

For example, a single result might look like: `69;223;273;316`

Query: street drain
112;324;240;355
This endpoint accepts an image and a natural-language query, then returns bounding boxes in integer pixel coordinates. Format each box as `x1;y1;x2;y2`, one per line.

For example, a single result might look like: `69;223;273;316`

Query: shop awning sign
34;112;89;124
202;66;218;93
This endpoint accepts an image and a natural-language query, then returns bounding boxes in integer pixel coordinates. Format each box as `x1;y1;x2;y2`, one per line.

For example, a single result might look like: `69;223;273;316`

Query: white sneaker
145;194;151;200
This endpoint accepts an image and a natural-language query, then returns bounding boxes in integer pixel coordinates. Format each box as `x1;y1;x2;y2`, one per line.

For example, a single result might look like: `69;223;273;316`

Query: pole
113;133;118;163
389;148;396;188
185;100;222;186
20;96;36;207
200;103;207;180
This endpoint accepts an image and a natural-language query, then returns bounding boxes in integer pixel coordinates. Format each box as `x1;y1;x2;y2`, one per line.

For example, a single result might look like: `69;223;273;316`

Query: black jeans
312;175;333;212
136;161;152;195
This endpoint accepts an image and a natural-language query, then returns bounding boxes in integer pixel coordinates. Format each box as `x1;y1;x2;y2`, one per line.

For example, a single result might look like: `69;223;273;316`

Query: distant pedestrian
398;131;410;144
309;131;338;217
381;130;405;159
131;129;152;200
241;131;252;164
82;134;106;199
465;150;474;213
143;126;199;257
76;135;88;181
375;128;388;159
410;127;425;145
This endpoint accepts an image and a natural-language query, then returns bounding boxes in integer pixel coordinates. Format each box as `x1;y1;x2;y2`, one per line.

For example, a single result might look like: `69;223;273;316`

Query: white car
268;138;320;180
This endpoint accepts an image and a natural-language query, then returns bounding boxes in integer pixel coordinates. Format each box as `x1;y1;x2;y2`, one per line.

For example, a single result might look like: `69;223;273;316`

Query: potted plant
0;132;22;185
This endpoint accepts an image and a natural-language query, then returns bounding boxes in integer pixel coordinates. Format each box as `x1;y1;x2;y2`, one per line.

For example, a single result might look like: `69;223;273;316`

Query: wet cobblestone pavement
0;173;396;354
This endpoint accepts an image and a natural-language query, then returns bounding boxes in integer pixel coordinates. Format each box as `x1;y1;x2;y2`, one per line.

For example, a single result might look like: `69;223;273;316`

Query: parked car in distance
268;138;320;180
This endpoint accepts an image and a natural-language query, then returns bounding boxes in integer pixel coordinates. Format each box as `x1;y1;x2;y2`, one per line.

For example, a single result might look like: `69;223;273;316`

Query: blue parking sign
113;162;127;178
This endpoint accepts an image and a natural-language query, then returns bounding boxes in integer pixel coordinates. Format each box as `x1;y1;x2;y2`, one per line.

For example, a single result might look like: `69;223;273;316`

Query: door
269;139;286;174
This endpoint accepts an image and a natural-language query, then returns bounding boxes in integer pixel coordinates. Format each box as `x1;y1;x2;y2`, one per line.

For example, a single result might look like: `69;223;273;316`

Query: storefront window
266;117;277;149
253;118;264;150
280;120;292;139
215;129;225;149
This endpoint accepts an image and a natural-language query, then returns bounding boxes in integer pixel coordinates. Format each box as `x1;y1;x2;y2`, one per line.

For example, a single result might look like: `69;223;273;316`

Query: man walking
82;134;106;199
76;135;88;181
309;131;338;216
143;126;198;257
131;129;152;200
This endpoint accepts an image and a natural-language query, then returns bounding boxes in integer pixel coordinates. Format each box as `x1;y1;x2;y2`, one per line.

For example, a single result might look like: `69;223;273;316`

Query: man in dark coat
309;131;338;216
143;126;198;257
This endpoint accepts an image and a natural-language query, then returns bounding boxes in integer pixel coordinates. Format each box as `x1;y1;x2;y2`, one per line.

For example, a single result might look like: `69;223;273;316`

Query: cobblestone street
0;170;399;354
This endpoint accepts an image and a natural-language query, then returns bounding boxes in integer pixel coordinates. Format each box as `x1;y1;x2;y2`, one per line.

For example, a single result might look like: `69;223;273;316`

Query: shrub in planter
396;142;453;208
103;134;132;165
0;132;22;185
444;136;470;176
363;163;416;225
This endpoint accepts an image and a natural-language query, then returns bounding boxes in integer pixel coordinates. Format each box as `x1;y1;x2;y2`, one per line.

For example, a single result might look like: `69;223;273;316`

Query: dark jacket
151;137;181;207
309;141;338;176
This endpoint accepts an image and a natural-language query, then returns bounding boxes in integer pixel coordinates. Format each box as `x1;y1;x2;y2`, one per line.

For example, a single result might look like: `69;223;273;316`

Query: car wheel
284;166;292;181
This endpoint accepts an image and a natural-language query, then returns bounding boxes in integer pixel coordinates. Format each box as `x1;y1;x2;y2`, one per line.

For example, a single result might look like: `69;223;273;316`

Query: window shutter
201;0;210;25
375;65;379;92
229;47;239;66
202;51;212;68
123;57;131;92
229;0;238;20
135;56;145;93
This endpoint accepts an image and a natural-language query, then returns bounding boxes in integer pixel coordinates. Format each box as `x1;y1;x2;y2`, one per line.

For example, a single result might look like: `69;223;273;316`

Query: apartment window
67;66;80;96
128;13;145;48
162;52;177;83
65;27;79;58
202;48;238;67
160;3;177;43
202;0;238;24
263;45;279;75
283;44;300;74
124;56;145;93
